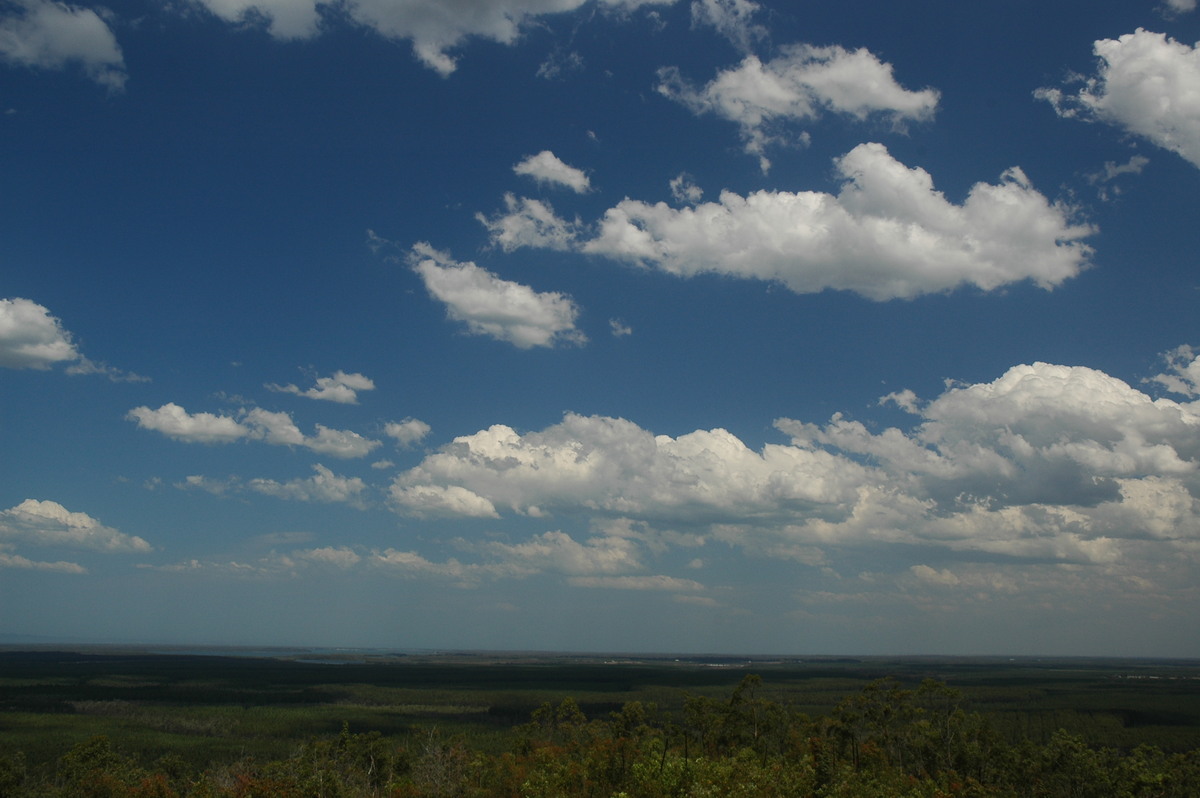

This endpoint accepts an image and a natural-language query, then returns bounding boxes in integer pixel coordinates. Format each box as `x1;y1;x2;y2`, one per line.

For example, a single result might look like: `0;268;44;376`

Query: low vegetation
1;651;1198;797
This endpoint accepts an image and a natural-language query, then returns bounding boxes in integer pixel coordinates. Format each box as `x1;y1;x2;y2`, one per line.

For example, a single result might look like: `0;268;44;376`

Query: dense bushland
2;676;1198;797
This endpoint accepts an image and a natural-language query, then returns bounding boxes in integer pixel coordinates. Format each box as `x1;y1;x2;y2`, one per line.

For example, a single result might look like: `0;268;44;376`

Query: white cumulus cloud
391;413;871;520
127;403;249;444
385;417;432;447
0;298;143;380
409;242;586;349
658;43;939;170
584;142;1093;300
513;150;590;192
389;484;500;518
267;370;375;404
387;352;1200;581
0;499;151;552
1037;29;1200;169
0;297;79;369
127;403;380;457
0;0;125;90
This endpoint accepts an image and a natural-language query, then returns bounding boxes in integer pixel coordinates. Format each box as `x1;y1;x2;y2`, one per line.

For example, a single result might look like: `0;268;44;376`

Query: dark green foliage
3;652;1200;796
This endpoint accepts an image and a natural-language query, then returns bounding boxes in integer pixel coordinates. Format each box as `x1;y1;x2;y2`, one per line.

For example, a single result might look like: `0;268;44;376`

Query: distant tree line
2;676;1198;797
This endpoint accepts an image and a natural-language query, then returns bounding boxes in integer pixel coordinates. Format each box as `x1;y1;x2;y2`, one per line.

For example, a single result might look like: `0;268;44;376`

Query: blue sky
2;0;1199;656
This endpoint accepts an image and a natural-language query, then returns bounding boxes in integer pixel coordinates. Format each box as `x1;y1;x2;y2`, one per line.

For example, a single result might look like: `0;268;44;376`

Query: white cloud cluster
0;0;125;90
409;242;586;348
0;499;151;554
390;412;871;520
386;357;1200;578
513;150;590;192
267;370;375;404
1037;29;1200;169
190;0;676;75
658;43;939;170
127;403;381;458
583;142;1094;300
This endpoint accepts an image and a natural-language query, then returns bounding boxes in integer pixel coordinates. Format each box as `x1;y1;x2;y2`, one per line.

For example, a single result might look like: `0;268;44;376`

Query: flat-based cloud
127;403;381;457
581;143;1093;299
0;297;144;381
513;151;590;192
409;242;586;348
0;499;151;552
0;297;79;369
387;352;1200;576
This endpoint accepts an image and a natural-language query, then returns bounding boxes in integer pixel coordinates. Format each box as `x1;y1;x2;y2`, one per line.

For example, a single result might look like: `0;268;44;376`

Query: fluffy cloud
0;298;143;380
783;362;1200;510
0;0;125;90
388;356;1200;579
127;403;380;457
391;413;871;520
478;194;582;252
248;464;368;505
0;499;151;552
1037;29;1200;169
658;43;939;170
513;151;590;192
384;417;432;447
128;403;249;444
267;370;375;404
0;297;79;369
409;242;586;348
190;0;676;75
584;143;1093;300
389;484;500;518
